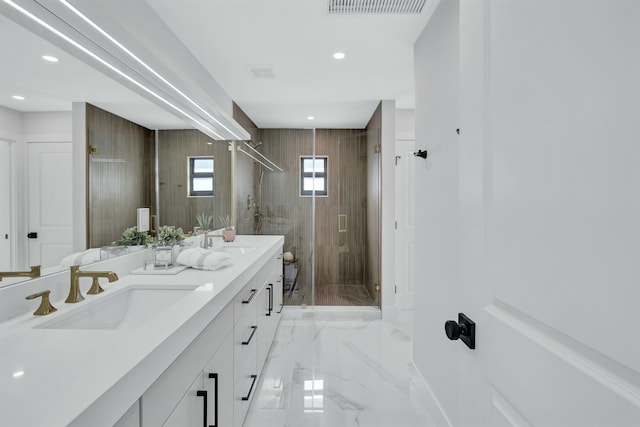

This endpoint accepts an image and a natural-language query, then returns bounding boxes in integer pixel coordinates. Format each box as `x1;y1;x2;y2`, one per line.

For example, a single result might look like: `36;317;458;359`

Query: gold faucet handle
29;265;42;278
25;290;57;316
87;277;104;295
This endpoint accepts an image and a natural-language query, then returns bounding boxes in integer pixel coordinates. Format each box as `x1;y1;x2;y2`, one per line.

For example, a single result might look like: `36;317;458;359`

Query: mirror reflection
0;17;233;286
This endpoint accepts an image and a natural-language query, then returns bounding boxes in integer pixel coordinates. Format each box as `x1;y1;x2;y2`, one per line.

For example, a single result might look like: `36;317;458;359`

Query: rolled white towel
176;247;232;271
59;248;102;267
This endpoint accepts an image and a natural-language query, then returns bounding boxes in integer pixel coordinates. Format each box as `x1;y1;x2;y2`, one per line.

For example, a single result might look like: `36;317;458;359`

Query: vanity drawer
233;274;261;325
234;349;258;427
234;299;258;384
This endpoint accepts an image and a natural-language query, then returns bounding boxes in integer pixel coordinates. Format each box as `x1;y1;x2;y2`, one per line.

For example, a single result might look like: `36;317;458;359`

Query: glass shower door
334;130;381;308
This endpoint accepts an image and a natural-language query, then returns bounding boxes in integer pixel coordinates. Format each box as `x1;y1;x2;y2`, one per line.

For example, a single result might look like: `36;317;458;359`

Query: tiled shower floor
243;308;434;427
284;284;376;306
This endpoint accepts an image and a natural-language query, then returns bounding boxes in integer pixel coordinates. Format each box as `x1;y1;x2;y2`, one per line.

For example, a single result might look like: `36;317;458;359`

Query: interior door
394;140;415;309
0;140;11;270
418;0;640;425
470;1;640;424
27;142;73;268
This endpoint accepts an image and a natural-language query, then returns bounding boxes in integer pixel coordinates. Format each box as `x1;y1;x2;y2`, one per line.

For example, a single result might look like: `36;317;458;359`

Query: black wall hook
414;149;428;159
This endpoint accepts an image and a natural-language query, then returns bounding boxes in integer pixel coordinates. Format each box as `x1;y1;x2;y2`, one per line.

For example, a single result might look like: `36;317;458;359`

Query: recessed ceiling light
42;55;59;62
13;371;24;378
12;95;25;101
307;116;315;120
333;52;345;60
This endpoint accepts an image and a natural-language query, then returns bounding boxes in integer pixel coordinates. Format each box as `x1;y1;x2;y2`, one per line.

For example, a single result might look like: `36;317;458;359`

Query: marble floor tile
244;307;434;427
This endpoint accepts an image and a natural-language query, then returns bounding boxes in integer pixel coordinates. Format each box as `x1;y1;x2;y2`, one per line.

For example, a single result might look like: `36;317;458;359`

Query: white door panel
0;140;10;270
416;0;640;425
395;140;415;309
28;142;73;268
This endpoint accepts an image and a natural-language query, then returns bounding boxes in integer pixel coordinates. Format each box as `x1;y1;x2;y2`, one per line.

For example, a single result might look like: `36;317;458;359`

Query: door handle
242;289;257;304
338;214;347;232
208;373;218;427
242;326;258;345
267;284;273;316
27;232;38;239
445;313;475;349
241;375;258;401
196;390;207;427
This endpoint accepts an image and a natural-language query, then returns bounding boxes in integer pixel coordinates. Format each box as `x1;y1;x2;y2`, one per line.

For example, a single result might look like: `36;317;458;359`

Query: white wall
380;100;396;317
395;109;415;141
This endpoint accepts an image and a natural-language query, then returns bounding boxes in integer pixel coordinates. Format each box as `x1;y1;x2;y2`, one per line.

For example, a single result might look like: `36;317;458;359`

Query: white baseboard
409;361;454;427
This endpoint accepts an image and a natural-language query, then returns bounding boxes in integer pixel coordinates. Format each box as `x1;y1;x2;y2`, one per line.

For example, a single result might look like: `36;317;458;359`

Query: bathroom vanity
0;235;284;427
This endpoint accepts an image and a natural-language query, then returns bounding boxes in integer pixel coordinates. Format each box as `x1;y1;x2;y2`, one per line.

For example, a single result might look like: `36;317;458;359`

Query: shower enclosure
235;128;381;308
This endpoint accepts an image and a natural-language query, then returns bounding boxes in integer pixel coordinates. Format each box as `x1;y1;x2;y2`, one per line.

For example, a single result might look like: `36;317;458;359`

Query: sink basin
214;245;256;255
36;285;199;330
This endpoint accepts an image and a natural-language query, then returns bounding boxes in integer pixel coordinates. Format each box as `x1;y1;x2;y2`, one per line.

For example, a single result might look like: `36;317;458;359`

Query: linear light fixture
2;0;226;139
56;0;245;140
242;142;283;172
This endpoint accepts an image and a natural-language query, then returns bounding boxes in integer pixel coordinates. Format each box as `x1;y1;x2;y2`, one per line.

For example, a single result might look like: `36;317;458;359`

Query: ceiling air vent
247;66;275;79
327;0;427;15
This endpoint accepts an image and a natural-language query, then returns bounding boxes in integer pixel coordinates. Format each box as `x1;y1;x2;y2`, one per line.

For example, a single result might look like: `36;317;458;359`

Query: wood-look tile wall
157;130;232;232
86;104;155;248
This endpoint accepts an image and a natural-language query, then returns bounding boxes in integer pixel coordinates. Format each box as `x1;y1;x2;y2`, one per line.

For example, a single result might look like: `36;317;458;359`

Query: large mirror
0;16;234;286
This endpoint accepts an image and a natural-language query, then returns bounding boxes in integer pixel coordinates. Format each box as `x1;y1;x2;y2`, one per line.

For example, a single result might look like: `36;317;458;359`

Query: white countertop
0;235;283;427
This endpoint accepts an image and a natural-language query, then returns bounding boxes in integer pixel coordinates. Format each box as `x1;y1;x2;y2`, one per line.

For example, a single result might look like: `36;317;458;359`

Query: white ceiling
1;0;431;130
146;0;430;128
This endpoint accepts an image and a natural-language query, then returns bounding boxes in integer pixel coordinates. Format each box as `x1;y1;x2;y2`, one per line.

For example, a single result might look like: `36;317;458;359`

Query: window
300;156;327;196
188;156;214;197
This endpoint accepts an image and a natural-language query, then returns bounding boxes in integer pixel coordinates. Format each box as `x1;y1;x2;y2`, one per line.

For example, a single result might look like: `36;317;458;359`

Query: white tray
129;265;188;275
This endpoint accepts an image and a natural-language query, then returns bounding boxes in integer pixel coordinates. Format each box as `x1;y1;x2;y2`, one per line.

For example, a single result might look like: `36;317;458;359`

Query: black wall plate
459;313;475;350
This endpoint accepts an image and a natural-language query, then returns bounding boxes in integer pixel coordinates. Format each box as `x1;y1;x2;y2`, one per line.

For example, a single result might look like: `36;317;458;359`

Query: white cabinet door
204;332;234;427
162;373;205;427
256;282;272;371
272;259;284;319
416;0;640;425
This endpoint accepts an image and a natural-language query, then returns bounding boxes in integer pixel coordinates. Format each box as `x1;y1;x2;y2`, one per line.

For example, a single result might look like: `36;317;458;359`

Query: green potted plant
196;212;213;234
150;225;185;266
113;226;150;250
219;214;236;242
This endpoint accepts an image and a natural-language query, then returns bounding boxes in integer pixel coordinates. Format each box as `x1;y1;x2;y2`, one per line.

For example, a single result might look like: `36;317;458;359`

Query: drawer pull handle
241;375;258;401
242;289;257;304
267;284;273;316
196;390;207;427
208;373;218;427
242;325;257;345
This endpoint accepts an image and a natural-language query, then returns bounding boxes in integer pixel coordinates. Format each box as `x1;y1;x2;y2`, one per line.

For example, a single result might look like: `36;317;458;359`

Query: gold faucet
66;265;119;303
25;290;57;315
0;265;41;281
